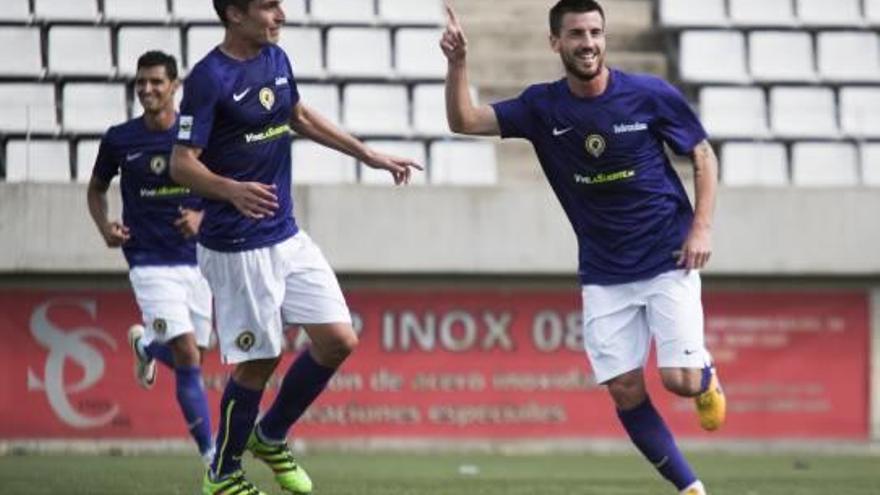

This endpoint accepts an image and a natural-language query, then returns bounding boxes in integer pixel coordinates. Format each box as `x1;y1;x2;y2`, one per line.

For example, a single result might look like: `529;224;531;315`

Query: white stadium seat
430;141;497;185
360;140;427;185
797;0;863;27
699;87;768;139
840;87;880;138
749;31;816;82
34;0;98;21
769;87;838;138
186;26;223;68
867;0;880;26
817;32;880;82
171;0;216;22
729;0;796;27
117;27;183;78
297;84;341;126
327;28;392;78
291;140;357;185
76;139;101;183
379;0;444;24
721;142;788;186
48;26;114;77
5;140;71;183
343;84;409;135
860;144;880;186
62;83;127;134
0;84;59;134
395;28;446;78
413;84;455;136
659;0;727;27
277;27;324;79
679;30;748;83
0;0;31;22
0;27;43;78
310;0;375;23
103;0;168;22
792;142;859;187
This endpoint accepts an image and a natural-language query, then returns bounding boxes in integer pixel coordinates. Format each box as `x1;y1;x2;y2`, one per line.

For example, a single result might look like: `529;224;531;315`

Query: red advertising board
0;288;870;441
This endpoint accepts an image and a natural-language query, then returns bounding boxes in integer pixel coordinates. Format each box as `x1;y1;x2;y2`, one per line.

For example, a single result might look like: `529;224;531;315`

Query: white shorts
581;270;709;384
129;265;213;348
197;230;351;364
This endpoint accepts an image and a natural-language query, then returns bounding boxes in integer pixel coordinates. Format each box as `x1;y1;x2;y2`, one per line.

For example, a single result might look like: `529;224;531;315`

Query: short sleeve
91;131;119;184
177;64;221;148
652;79;707;156
491;86;540;140
280;48;301;108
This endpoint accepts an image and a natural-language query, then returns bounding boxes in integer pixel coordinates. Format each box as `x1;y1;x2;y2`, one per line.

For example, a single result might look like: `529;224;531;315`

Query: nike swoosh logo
553;127;573;136
125;152;144;162
653;456;669;468
684;349;698;355
233;88;251;102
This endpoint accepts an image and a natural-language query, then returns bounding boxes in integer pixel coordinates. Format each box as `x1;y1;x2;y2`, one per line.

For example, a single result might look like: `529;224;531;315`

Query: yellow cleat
680;480;707;494
695;368;725;431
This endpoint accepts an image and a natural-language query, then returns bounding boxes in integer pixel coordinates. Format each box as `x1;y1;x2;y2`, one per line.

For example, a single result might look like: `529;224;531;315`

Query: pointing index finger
445;1;461;28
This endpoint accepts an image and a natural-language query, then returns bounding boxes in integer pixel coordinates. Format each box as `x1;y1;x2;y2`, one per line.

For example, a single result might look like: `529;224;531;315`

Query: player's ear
549;34;561;54
226;3;246;25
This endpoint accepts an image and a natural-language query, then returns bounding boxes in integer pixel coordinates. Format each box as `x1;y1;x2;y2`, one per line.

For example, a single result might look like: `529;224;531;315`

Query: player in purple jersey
170;1;421;494
441;1;724;493
86;51;215;464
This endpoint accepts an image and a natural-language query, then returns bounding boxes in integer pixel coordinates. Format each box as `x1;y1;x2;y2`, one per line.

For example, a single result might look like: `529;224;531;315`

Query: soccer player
441;1;725;494
170;1;420;494
86;51;215;464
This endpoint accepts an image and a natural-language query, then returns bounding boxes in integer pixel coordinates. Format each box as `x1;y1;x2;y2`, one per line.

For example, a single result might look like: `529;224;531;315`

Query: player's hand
677;224;712;272
363;150;423;185
440;2;468;65
174;207;203;239
229;182;279;219
100;221;130;247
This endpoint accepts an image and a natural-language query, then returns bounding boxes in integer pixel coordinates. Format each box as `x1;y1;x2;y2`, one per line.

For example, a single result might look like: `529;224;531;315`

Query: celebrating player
86;51;214;465
441;1;725;493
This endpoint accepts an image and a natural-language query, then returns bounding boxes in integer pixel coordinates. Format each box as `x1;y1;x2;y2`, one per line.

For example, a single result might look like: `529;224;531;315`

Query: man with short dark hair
441;1;724;493
86;50;214;465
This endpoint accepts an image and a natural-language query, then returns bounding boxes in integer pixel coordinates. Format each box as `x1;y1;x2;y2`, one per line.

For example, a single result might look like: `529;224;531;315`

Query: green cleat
246;431;313;494
201;470;267;495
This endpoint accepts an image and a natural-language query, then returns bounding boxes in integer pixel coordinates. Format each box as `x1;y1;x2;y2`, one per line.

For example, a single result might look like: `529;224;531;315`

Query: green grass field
2;452;878;494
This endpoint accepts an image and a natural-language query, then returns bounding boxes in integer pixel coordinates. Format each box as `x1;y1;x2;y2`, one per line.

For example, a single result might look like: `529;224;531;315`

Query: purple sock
257;350;335;442
617;398;697;490
144;341;174;369
210;379;263;478
699;364;713;394
174;366;213;456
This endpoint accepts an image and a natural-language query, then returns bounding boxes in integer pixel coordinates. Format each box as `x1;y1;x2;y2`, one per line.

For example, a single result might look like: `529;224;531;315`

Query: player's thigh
581;285;651;385
645;269;706;370
277;232;352;327
129;266;196;345
182;265;213;348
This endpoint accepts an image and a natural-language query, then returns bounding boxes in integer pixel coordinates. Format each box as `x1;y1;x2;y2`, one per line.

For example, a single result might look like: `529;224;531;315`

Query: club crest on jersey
236;331;256;351
585;134;606;158
149;156;167;175
152;318;167;335
259;88;275;110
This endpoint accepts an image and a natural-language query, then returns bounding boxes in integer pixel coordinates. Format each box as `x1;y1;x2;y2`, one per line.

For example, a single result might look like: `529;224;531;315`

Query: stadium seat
277;27;324;79
797;0;863;27
0;0;31;22
327;28;392;78
186;26;223;68
5;139;71;183
48;27;114;77
291;140;357;184
429;141;498;185
413;83;480;136
171;0;216;22
749;31;816;82
75;139;100;183
720;142;788;186
360;140;427;185
867;0;880;26
699;87;768;139
103;0;168;22
395;28;446;78
769;87;838;138
792;142;859;187
840;87;880;138
0;84;59;135
860;143;880;186
379;0;444;25
343;84;409;135
728;0;796;26
0;27;43;78
817;32;880;82
659;0;727;27
34;0;98;21
117;27;183;78
62;83;127;134
679;30;748;83
297;84;341;126
310;0;375;24
284;0;308;22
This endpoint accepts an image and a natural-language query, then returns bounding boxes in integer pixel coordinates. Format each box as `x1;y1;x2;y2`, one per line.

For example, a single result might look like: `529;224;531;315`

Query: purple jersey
93;116;202;268
177;44;300;252
492;69;707;285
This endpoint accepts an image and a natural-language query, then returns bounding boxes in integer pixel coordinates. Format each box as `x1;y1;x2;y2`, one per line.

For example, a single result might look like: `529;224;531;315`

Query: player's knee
661;371;702;397
331;331;359;363
169;334;201;367
606;372;647;410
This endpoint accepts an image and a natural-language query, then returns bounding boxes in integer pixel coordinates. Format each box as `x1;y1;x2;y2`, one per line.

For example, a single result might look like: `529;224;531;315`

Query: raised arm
440;2;500;136
678;139;718;271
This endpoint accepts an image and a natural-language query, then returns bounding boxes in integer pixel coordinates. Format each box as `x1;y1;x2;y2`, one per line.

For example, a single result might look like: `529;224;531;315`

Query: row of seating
2;139;497;186
0;0;443;25
0;25;445;79
662;0;880;28
0;82;460;137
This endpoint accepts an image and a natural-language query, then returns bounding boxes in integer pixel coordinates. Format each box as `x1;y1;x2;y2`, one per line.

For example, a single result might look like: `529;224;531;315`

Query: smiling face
228;0;286;46
550;10;607;82
135;65;178;115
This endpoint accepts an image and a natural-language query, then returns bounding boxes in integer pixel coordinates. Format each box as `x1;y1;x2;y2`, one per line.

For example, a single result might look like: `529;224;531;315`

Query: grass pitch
1;451;878;494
